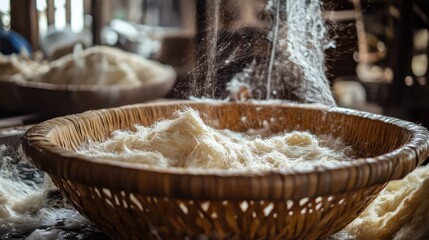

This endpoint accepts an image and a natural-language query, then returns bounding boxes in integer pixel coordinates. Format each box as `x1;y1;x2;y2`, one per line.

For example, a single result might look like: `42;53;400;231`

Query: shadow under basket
22;101;429;240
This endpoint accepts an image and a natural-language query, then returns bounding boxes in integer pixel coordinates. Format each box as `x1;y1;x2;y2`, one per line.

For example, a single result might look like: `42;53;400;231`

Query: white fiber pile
0;53;48;80
78;108;352;170
0;145;99;239
30;46;170;86
343;164;429;240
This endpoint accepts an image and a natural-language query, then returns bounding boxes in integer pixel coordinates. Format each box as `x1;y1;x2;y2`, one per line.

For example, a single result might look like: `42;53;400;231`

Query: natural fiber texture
77;108;352;170
31;46;170;86
0;53;48;80
345;164;429;239
22;101;429;239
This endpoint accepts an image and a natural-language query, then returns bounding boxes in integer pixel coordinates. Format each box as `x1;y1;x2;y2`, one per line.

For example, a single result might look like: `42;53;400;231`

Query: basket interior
47;102;409;159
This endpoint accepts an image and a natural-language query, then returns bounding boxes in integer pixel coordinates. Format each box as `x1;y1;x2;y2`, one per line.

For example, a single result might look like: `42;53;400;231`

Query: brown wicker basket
0;68;175;117
22;101;429;240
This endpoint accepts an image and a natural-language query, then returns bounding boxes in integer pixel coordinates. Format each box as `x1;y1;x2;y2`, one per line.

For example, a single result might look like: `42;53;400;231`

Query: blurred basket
22;101;429;239
0;67;175;117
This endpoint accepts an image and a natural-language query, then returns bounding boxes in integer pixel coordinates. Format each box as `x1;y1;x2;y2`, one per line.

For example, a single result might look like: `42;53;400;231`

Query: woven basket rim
22;101;429;200
3;66;176;91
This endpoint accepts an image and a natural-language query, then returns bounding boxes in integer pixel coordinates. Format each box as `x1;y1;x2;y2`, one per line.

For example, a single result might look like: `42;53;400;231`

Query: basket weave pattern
23;102;429;239
52;176;383;239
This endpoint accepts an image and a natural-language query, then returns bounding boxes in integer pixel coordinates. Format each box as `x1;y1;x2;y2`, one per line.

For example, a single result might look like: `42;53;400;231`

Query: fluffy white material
0;145;92;238
345;164;429;240
31;46;169;86
78;108;352;171
0;53;48;80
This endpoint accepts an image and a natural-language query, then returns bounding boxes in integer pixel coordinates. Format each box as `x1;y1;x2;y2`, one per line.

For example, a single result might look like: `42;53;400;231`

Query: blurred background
0;0;428;128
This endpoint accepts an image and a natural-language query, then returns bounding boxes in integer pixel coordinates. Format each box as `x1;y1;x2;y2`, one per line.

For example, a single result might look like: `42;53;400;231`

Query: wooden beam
194;0;220;97
91;0;110;45
386;0;415;106
181;0;195;29
84;0;92;15
47;0;55;26
10;0;39;50
66;0;72;24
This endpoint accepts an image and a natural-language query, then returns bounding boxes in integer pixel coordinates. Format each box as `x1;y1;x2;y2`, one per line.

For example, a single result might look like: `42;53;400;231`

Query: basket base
51;176;384;240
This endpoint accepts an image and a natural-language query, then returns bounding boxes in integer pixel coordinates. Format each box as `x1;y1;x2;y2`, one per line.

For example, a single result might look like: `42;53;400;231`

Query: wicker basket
22;101;429;239
0;67;175;116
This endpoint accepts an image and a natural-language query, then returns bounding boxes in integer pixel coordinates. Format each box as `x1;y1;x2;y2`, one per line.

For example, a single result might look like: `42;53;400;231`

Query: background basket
0;66;175;117
23;101;429;239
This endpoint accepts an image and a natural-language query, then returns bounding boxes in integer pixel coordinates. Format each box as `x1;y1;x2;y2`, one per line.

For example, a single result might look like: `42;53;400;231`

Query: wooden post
180;0;195;30
66;0;72;25
194;0;220;97
91;0;110;45
386;0;414;106
10;0;39;51
47;0;55;26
